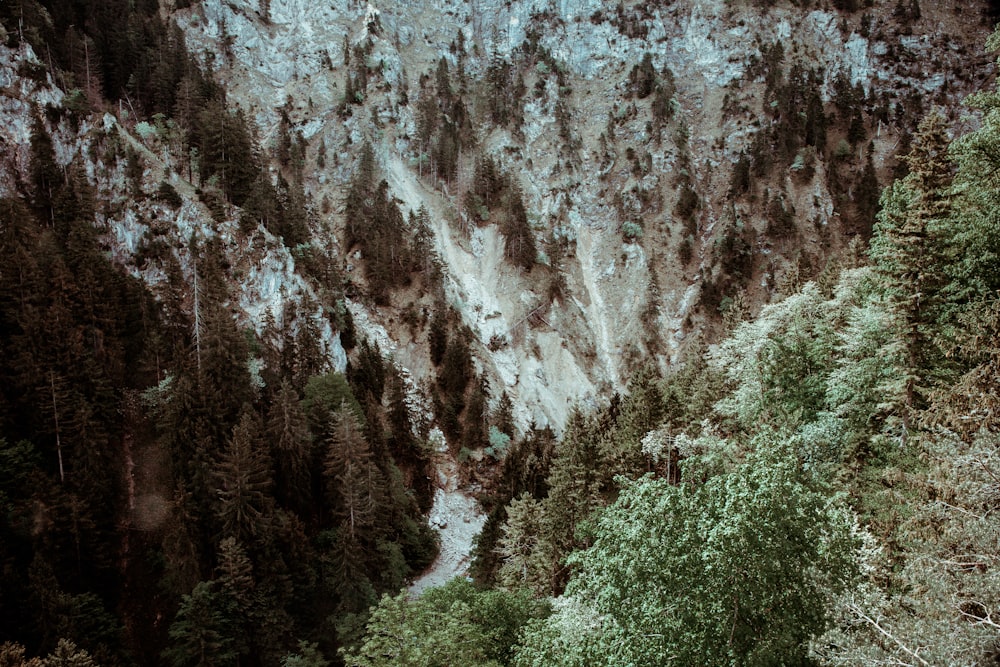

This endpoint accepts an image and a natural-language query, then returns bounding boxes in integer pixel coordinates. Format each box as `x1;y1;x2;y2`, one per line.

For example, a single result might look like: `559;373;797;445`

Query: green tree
817;429;1000;666
282;641;329;667
42;640;96;667
28;115;61;225
324;406;382;542
163;582;238;667
320;405;385;615
941;29;1000;314
495;493;550;595
500;182;536;272
267;379;313;513
0;641;44;667
344;579;546;667
515;441;858;666
214;408;274;542
868;111;953;428
521;413;603;595
712;282;834;430
301;372;365;438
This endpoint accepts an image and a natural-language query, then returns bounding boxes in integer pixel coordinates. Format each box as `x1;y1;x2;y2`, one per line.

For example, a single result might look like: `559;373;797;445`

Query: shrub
157;181;183;209
622;220;644;241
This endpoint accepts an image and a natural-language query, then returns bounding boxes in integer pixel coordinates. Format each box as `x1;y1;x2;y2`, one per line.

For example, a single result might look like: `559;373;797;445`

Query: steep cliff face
164;0;992;433
1;2;990;434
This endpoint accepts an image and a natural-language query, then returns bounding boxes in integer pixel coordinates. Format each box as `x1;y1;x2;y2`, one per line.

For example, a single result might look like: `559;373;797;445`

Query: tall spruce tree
214;409;274;542
868;111;953;428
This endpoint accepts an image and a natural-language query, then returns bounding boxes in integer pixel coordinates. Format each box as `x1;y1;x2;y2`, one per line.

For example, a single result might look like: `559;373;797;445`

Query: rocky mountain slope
169;0;992;430
2;1;990;433
2;0;999;662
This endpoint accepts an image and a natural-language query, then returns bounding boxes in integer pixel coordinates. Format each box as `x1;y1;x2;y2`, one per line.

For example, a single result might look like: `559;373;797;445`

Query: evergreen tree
163;582;238;667
427;312;448;367
42;639;97;667
869;111;953;426
28;115;61;225
944;32;1000;303
213;537;258;660
214;408;274;542
323;405;381;543
0;641;44;667
282;641;329;667
500;182;536;272
266;379;313;513
496;493;551;594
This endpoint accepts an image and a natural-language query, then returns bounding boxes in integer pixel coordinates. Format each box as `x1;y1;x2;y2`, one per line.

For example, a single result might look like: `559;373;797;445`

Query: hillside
0;0;999;664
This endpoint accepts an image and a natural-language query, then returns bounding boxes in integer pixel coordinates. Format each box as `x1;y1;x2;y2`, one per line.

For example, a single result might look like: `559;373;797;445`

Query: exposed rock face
1;1;990;434
0;40;348;376
169;0;989;432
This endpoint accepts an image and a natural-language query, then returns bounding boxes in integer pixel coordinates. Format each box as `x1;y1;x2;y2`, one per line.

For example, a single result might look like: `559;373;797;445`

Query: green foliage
437;333;472;398
463;154;536;271
620;220;642;240
817;431;1000;665
728;152;751;198
194;100;259;206
485;426;511;459
0;641;44;666
301;372;365;436
28;115;60;220
496;493;551;594
343;579;548;667
485;57;526;129
156;181;183;209
344;145;419;303
627;52;656;99
164;582;239;667
516;443;859;666
267;379;314;513
282;641;330;667
869;111;953;420
214;409;274;541
713;283;835;428
945;66;1000;303
42;640;97;667
0;5;446;663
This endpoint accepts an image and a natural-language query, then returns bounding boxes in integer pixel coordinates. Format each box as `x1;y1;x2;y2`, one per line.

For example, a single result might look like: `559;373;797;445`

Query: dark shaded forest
0;2;438;664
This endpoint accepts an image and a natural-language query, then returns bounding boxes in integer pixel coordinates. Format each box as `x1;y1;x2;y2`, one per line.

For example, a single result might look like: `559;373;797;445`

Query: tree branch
847;603;933;667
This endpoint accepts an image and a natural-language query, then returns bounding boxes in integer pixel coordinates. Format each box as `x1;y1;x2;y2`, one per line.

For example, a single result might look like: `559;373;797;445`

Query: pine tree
282;641;329;667
323;406;381;542
945;34;1000;303
528;413;603;594
266;379;313;513
869;111;952;427
0;641;44;667
496;493;551;595
42;639;97;667
462;378;488;452
214;409;274;542
501;181;536;272
214;537;255;658
164;581;239;667
428;311;448;367
28;115;61;225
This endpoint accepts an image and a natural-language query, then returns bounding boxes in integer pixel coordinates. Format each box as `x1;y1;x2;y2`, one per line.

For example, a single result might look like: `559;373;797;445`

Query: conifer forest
2;0;1000;664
